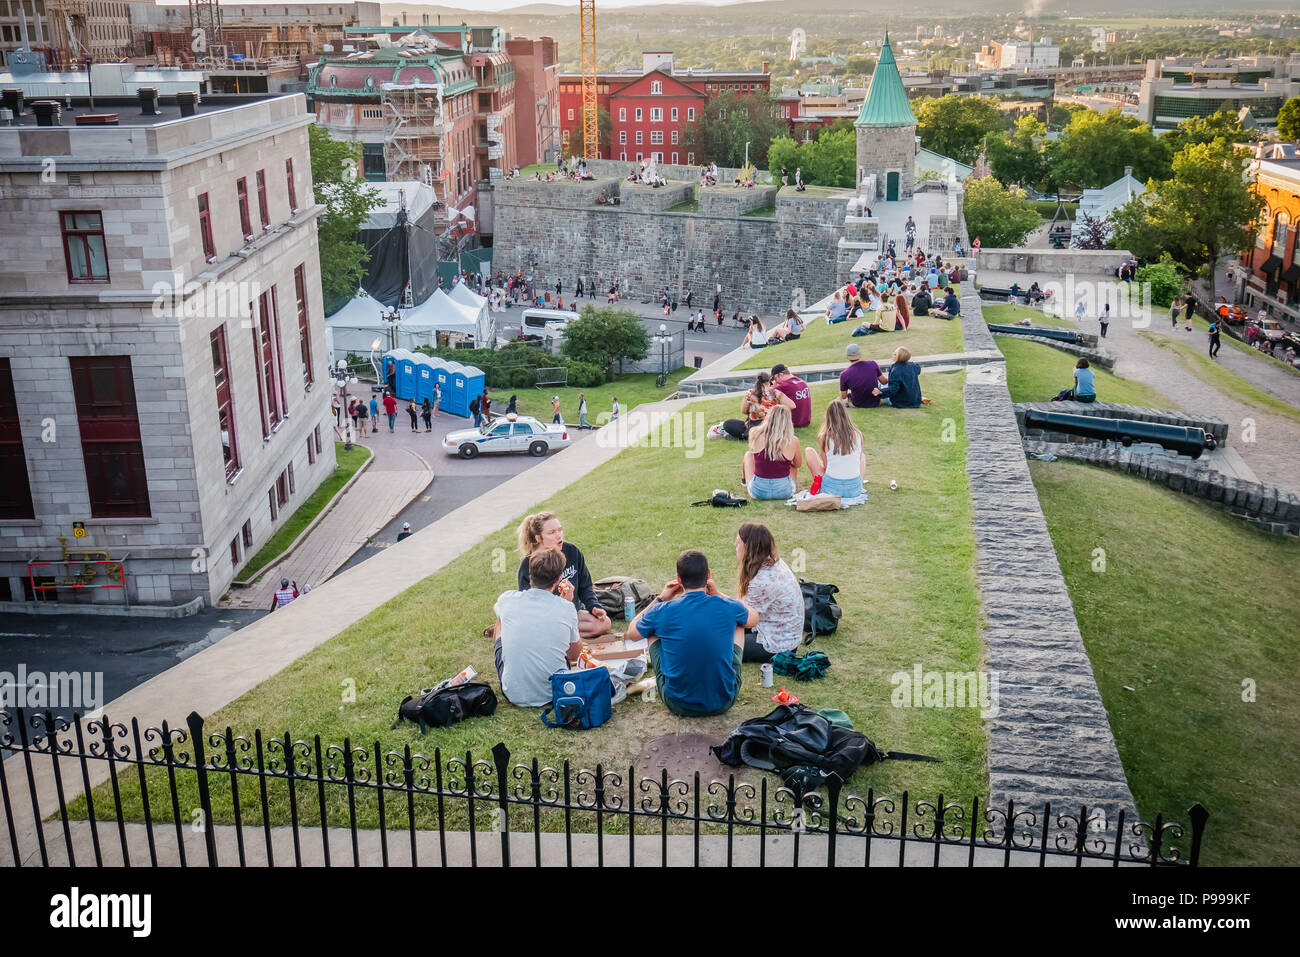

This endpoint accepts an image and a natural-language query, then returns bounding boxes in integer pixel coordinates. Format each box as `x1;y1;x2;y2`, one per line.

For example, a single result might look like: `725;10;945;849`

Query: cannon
1023;410;1216;459
987;323;1081;344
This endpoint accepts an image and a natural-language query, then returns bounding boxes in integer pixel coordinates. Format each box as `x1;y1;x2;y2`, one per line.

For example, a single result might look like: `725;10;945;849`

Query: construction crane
579;0;598;159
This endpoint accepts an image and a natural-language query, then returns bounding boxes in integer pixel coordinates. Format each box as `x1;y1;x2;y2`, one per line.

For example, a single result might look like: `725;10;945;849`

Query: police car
442;414;572;459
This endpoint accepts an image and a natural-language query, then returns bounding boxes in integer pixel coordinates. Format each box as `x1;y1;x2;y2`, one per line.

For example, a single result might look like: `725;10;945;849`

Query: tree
560;306;650;374
987;115;1047;191
309;124;383;316
1048;102;1087;131
962;177;1041;249
767;124;855;188
1134;254;1185;308
691;91;789;168
844;55;877;77
1046;109;1171;191
1163;110;1250;155
1278;97;1300;141
913;95;1006;165
570;107;612;161
1072;213;1114;250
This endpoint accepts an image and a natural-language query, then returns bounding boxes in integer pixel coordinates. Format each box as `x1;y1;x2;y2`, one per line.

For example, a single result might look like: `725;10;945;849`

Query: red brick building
1237;154;1300;326
558;52;772;163
506;36;561;168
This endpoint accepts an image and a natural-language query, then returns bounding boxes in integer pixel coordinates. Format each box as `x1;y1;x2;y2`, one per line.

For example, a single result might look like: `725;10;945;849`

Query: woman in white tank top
805;399;865;499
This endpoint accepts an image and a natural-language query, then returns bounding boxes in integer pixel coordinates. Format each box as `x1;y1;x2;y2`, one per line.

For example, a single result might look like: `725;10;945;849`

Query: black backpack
691;491;747;508
800;580;841;643
470;395;481;414
392;682;497;734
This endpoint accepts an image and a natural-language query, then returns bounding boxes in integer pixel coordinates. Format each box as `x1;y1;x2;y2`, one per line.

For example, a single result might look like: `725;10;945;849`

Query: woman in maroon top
743;406;802;500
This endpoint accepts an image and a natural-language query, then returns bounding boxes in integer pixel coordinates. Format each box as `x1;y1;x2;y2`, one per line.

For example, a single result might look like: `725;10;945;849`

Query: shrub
411;342;609;389
1134;254;1184;308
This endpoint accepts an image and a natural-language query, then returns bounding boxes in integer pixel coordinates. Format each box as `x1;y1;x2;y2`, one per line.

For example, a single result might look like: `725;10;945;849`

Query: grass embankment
997;335;1177;409
79;376;987;832
1032;200;1079;218
981;303;1076;330
236;444;372;582
1139;332;1300;423
1031;461;1300;866
505;369;693;425
736;313;965;371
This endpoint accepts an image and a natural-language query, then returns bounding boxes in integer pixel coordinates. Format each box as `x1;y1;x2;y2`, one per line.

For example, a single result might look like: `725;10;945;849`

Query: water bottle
624;593;636;621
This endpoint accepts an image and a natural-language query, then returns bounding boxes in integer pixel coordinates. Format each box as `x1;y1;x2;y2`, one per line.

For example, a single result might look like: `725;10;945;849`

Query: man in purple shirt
769;364;812;428
839;343;882;408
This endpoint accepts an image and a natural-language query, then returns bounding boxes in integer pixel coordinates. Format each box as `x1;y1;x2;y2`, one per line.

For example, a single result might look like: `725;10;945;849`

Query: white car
442;415;572;459
1255;318;1285;341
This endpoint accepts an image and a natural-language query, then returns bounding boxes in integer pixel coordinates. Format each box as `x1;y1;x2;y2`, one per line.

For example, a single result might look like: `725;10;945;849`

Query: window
568;108;574;120
236;177;253;240
671;107;678;122
0;358;34;519
294;264;313;387
671;130;679;145
230;537;240;567
256;170;270;229
242;520;253;548
361;107;383;119
287;463;295;495
651;131;663;145
68;356;150;518
653;152;663;163
1274;213;1290;258
687;152;694;164
636;152;643;161
635;108;642;121
651;80;662;95
687;107;695;122
619;107;626;121
270;286;289;417
268;487;277;521
636;131;643;145
210;326;240;481
251;292;282;435
286;157;298;213
620;151;627;161
672;152;679;165
306;435;315;464
619;131;626;145
60;211;109;283
276;470;289;507
650;108;662;122
198;193;216;261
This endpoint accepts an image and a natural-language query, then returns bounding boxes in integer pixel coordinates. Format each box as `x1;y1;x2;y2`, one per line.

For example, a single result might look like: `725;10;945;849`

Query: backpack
392;682;498;734
593;576;657;619
691;490;748;508
470;395;481;414
540;667;613;730
800;580;841;644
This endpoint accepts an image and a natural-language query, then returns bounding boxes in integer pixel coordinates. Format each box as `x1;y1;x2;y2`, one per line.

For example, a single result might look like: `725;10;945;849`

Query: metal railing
0;709;1208;868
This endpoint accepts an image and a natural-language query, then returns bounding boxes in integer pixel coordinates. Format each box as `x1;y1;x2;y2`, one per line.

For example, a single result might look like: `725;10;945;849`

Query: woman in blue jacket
873;346;928;408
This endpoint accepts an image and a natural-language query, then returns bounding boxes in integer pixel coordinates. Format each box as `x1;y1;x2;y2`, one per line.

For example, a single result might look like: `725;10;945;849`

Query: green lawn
1032;200;1078;218
1139;332;1300;423
998;335;1177;408
506;369;693;425
1031;461;1300;866
736;313;965;371
982;303;1076;330
236;443;372;582
79;375;988;832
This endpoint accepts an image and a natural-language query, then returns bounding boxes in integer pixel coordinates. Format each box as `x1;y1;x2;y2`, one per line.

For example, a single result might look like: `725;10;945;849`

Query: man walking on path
578;392;590;429
369;394;380;434
1208;319;1222;359
552;395;563;424
397;522;413;542
269;577;297;611
1099;304;1110;339
383;391;397;432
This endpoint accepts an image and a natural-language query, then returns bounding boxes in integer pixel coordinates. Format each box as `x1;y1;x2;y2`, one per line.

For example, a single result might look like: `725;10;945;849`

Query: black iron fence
1;709;1208;868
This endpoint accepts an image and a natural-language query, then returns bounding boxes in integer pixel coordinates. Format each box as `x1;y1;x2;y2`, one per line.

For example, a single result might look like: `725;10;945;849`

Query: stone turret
854;34;918;201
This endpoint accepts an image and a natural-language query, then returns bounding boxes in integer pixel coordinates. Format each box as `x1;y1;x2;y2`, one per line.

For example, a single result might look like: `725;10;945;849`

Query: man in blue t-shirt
628;550;757;717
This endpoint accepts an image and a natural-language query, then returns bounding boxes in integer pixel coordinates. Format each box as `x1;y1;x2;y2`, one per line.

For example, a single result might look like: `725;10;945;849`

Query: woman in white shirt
736;523;804;661
804;399;866;499
743;316;769;348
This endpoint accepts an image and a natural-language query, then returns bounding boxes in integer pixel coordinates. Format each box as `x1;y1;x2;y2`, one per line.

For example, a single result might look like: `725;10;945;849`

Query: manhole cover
636;733;732;780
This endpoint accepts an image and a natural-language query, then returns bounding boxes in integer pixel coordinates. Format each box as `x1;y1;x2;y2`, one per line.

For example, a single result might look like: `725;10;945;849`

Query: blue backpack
540;667;613;730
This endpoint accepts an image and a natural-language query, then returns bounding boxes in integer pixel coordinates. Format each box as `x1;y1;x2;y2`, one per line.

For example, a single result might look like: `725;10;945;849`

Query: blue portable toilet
382;349;422;401
414;359;436;406
438;359;483;418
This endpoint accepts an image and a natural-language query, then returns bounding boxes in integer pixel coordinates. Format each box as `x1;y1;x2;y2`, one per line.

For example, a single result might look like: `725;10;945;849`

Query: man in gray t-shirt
492;548;582;707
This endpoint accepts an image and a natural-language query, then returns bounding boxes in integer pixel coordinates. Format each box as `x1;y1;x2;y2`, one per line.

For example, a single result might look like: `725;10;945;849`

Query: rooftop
855;33;917;128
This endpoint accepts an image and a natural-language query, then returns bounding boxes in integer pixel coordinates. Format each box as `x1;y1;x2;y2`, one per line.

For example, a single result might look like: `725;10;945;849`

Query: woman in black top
407;400;419;432
421;398;433;432
516;511;611;639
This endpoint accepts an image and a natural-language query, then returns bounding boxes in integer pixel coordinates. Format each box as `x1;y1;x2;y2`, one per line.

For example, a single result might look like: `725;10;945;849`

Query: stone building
854;34;917;203
0;94;335;610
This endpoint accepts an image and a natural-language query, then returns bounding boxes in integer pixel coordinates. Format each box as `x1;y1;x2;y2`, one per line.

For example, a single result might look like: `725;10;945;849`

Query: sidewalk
222;412;435;609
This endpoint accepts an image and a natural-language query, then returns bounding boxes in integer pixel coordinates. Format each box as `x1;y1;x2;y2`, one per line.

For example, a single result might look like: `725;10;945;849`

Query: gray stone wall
576;157;774;184
493;180;847;314
856;124;917;200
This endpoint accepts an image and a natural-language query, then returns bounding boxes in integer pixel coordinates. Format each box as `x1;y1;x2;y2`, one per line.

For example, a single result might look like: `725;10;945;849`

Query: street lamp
369;337;383;384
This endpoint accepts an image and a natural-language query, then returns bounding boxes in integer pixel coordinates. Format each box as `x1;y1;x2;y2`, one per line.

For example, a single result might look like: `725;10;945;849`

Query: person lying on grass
492;547;583;708
516;511;612;639
627;549;757;717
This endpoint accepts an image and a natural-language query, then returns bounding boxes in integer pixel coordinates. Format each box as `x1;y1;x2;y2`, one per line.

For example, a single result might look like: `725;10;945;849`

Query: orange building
1238;154;1300;326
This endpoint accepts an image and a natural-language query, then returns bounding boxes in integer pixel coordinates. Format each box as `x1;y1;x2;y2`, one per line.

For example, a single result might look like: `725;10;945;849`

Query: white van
519;308;581;340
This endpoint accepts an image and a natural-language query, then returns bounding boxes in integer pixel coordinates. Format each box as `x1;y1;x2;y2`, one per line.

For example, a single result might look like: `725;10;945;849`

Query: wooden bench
74;114;119;126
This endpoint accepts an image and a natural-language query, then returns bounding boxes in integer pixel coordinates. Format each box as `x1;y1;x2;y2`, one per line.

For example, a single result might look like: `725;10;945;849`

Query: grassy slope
1031;461;1300;866
735;313;965;371
998;335;1178;409
982;303;1076;330
236;444;372;582
1139;332;1300;423
505;369;693;425
84;376;987;830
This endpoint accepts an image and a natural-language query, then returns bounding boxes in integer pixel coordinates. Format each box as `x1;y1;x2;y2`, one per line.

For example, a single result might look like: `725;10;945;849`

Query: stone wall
493;180;847;314
699;185;778;217
620;182;694;213
975;248;1127;276
577;157;774;184
855;124;917;200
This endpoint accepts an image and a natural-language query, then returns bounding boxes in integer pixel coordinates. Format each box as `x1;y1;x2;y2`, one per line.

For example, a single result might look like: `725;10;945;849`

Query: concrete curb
0;596;205;619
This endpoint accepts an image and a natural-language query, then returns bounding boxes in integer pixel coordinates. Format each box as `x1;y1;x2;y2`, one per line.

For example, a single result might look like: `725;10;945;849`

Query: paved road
0;609;264;726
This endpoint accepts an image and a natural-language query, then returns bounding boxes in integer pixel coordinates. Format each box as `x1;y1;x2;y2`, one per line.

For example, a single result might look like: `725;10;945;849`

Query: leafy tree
962;177;1041;249
844;55;877;77
560;306;650;374
1048;102;1087;131
1278;97;1300;141
766;124;856;188
691;91;789;168
1072;213;1114;250
1110;194;1165;263
913;95;1006;165
1046;109;1171;191
1134;254;1185;309
309;124;383;316
1163;110;1250;155
987;115;1047;191
570;107;612;160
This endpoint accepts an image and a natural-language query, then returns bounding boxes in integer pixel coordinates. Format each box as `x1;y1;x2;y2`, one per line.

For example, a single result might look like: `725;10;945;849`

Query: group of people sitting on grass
824;279;959;334
714;356;925;500
741;308;806;348
492;510;804;716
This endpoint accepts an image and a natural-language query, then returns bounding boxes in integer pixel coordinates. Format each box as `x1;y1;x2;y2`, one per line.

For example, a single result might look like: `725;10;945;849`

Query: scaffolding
579;0;598;158
188;0;223;54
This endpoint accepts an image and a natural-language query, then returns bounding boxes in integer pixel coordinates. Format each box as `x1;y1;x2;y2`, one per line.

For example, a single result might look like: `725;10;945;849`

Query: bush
560;307;649;373
411;342;609;389
963;177;1041;249
1134;254;1184;308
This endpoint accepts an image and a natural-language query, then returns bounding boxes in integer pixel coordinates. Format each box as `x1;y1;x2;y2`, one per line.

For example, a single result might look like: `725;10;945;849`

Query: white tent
448;282;488;310
325;288;494;362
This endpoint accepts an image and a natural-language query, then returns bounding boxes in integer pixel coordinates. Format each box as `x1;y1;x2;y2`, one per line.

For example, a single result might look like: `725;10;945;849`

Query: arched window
1273;212;1290;258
